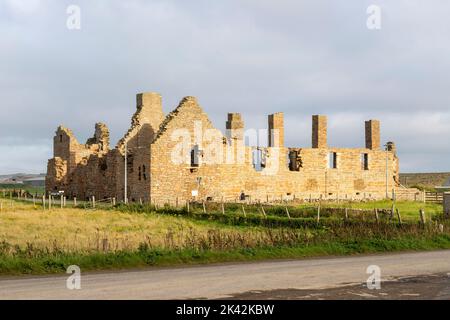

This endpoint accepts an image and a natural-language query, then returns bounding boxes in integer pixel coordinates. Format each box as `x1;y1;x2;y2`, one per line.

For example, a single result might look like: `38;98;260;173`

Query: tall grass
0;199;448;275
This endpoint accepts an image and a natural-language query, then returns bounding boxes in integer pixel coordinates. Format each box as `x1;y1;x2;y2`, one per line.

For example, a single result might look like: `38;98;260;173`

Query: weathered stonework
46;92;401;204
312;115;327;149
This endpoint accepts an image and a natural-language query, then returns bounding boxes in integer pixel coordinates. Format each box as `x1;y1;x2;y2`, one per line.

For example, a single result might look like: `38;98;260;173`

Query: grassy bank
1;232;450;275
0;199;448;275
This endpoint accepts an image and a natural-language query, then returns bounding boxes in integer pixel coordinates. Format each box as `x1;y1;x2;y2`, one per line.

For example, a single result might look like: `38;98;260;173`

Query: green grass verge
1;233;450;275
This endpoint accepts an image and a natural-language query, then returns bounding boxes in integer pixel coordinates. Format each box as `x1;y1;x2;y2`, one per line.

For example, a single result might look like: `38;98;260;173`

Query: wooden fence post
260;205;266;218
317;204;321;223
202;201;207;214
420;209;426;225
241;204;246;217
285;206;291;219
48;195;52;210
396;208;402;225
92;196;96;208
374;208;379;223
186;200;190;213
74;197;77;207
345;208;349;221
42;195;46;210
221;201;225;215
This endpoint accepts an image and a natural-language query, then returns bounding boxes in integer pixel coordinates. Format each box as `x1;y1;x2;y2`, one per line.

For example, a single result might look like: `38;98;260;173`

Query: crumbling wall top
86;122;110;152
116;92;165;152
153;96;212;143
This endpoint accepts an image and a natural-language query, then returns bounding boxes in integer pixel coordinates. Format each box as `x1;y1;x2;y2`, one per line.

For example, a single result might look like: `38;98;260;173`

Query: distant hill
399;172;450;189
0;173;46;185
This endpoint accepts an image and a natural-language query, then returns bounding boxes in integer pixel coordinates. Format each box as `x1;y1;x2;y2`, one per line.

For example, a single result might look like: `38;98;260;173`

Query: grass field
0;184;45;195
0;198;448;275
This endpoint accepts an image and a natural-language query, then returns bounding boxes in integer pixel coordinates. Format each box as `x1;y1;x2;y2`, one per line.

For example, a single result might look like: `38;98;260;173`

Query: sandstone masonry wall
46;92;401;204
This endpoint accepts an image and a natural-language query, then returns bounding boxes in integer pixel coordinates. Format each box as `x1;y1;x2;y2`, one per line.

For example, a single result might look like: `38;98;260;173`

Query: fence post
42;195;46;210
221;201;225;215
285;206;291;219
420;209;426;225
317;204;321;223
396;208;402;225
48;195;52;210
202;201;207;214
260;204;266;218
345;208;349;221
74;197;77;207
241;204;246;217
390;203;395;220
374;208;379;223
60;196;63;209
186;200;190;213
92;196;96;208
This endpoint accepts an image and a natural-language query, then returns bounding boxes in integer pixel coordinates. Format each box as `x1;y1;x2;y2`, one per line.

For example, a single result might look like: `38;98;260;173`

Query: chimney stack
268;113;284;147
135;92;165;131
365;120;380;150
226;113;244;140
312;115;327;148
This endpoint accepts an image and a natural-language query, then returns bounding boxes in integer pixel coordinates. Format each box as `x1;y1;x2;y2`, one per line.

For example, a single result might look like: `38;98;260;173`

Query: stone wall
149;96;399;204
46;92;400;204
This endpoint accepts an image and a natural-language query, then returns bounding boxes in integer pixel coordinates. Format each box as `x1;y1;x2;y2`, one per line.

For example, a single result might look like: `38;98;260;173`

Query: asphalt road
1;250;450;300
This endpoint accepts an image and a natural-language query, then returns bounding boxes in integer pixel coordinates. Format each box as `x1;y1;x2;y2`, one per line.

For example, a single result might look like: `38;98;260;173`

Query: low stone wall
394;188;424;202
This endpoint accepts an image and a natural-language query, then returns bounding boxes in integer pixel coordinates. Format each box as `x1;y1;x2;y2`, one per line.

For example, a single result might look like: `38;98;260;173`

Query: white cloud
3;0;42;16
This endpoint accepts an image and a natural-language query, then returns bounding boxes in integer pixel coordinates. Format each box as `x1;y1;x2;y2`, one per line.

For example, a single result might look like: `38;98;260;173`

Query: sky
0;0;449;174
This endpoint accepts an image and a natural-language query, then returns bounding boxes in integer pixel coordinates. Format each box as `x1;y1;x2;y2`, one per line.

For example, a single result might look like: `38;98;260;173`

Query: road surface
0;250;450;299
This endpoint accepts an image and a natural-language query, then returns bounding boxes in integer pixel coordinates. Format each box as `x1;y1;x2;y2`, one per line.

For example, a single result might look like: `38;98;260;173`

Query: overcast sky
0;0;449;174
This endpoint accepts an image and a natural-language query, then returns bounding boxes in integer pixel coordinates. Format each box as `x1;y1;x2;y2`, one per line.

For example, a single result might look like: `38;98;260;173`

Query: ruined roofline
55;123;110;152
85;122;110;152
152;96;215;143
55;125;80;145
116;92;164;152
56;92;388;155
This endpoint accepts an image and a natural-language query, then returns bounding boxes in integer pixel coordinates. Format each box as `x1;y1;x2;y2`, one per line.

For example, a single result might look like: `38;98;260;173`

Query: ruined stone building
46;92;400;204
